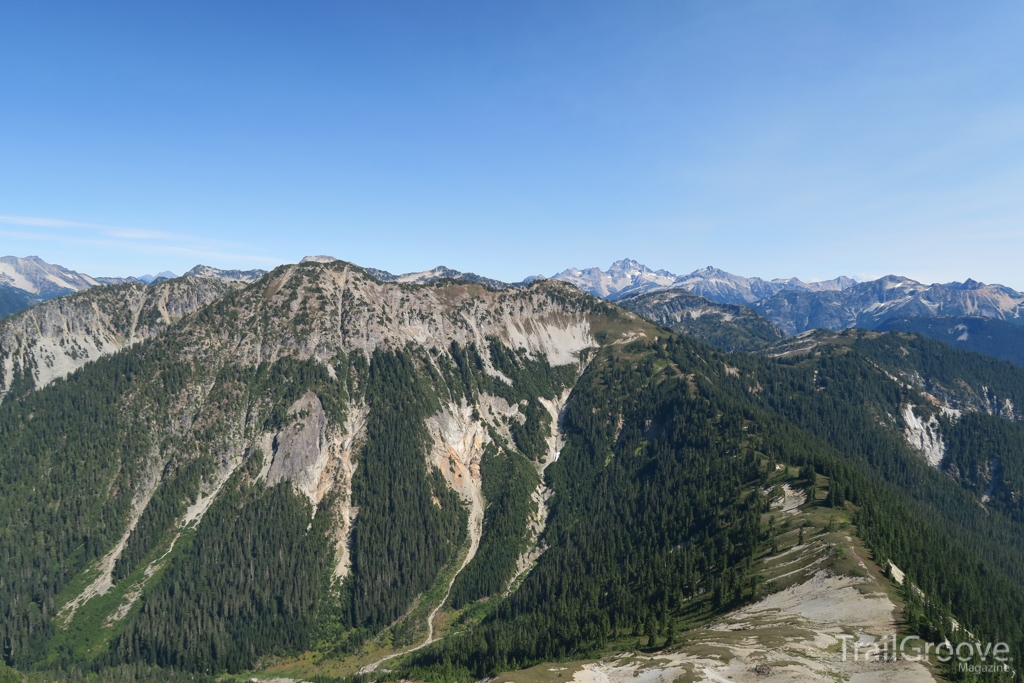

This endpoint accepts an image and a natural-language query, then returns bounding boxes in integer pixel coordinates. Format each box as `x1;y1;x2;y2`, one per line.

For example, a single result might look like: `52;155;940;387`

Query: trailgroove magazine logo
838;634;1012;672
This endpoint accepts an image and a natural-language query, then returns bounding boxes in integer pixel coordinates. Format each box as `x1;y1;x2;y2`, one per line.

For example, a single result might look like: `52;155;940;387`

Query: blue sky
1;1;1022;287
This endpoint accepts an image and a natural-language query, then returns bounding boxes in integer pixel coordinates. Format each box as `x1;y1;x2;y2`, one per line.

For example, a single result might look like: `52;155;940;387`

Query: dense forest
3;269;1024;683
343;349;468;631
941;412;1024;522
404;338;769;678
877;314;1024;367
0;336;191;669
110;456;333;673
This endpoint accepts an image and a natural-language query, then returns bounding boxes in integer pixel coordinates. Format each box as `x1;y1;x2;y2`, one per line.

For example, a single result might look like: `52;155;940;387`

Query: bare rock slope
0;277;234;402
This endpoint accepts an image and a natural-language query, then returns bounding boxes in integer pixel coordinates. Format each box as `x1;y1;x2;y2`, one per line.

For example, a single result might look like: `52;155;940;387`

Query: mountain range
2;254;1024;683
551;259;857;303
0;256;103;317
555;260;1024;365
6;253;1024;370
551;259;1024;329
0;256;267;320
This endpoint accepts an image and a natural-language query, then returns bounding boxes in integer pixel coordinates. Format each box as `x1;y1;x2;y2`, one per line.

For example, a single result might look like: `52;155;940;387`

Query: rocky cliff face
183;260;604;370
0;255;101;298
0;255;269;321
0;277;234;402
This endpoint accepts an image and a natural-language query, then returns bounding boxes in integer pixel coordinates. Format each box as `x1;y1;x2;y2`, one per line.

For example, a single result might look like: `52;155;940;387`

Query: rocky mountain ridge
9;252;1023;339
303;255;516;290
0;277;236;403
0;255;102;297
0;255;268;320
616;288;783;352
754;275;1024;334
551;259;856;303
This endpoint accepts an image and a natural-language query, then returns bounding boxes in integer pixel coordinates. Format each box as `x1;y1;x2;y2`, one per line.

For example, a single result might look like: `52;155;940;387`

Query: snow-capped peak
552;260;858;304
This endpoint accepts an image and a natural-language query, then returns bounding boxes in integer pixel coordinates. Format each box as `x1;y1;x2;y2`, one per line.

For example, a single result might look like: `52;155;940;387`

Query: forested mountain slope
0;284;40;319
0;260;648;673
2;261;1024;683
877;314;1024;367
395;332;1024;681
767;329;1024;419
763;329;1024;525
616;288;783;351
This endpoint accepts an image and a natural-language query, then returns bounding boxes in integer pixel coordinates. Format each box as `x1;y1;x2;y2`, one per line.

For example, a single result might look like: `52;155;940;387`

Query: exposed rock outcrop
0;277;233;402
901;405;945;468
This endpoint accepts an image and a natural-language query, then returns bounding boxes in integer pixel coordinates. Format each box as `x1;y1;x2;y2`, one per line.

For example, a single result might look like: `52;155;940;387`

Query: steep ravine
506;387;572;593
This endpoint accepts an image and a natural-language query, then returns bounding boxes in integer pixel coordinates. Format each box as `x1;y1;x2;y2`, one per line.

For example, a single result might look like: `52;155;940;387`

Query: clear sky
1;1;1022;288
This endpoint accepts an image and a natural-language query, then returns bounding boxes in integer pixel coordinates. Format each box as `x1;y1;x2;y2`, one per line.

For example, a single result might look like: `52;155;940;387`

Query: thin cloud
0;214;281;267
104;228;180;240
0;229;281;266
0;213;247;247
0;214;111;229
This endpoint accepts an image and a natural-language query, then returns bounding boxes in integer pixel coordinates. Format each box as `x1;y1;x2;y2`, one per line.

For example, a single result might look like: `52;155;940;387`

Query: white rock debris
901;404;945;468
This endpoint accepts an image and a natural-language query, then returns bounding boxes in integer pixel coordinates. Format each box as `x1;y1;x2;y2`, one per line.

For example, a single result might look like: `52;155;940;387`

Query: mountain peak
551;260;860;305
183;265;266;283
608;258;652;273
300;255;338;264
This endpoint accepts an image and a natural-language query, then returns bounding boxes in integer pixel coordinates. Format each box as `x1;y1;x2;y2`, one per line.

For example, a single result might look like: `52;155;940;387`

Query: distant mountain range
553;259;1024;328
752;275;1024;335
296;256;1024;365
553;259;1024;365
551;259;856;303
5;254;1024;367
0;256;102;318
0;256;267;319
